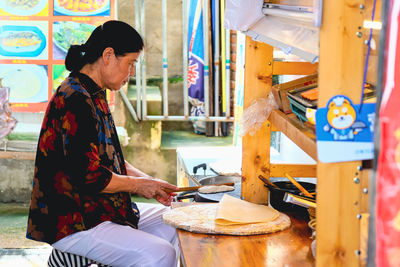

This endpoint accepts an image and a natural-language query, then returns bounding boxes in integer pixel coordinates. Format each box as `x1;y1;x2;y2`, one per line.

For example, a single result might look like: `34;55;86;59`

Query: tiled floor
0;247;52;267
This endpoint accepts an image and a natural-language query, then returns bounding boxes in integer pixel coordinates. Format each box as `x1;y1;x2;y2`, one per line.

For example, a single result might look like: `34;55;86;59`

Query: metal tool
284;173;314;198
164;182;234;193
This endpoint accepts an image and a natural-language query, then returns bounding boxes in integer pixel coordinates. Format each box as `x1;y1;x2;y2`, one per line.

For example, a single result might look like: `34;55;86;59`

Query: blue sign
316;95;375;163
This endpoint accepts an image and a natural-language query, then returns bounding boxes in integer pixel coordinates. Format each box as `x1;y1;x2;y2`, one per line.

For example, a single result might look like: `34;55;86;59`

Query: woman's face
103;51;140;91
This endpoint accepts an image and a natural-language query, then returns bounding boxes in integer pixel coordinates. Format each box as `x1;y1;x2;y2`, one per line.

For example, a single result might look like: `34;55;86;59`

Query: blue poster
187;0;205;133
315;95;376;163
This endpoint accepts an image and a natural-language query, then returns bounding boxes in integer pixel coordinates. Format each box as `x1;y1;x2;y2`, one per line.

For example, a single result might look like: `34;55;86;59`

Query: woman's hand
102;168;178;206
131;177;178;206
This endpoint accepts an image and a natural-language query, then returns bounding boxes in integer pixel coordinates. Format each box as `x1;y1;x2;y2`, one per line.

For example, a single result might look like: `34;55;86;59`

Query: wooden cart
177;0;380;266
241;0;379;266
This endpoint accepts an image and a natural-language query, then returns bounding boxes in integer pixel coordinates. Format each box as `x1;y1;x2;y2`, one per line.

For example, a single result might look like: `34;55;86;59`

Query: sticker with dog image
315;95;375;163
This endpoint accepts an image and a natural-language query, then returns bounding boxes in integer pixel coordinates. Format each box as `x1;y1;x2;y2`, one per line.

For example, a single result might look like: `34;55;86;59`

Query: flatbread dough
215;195;279;225
162;204;290;235
198;185;235;194
209;159;241;176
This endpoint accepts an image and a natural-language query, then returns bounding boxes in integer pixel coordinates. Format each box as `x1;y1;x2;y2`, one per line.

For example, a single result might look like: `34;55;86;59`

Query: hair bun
65;45;86;72
79;43;87;52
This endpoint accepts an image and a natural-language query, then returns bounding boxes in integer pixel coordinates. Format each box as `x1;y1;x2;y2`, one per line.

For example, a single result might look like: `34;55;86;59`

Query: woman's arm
124;160;151;178
102;172;178;206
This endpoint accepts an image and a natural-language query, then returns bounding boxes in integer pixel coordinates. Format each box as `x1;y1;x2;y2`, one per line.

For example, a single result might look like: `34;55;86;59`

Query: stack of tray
271;74;318;114
287;84;376;123
287;85;318;123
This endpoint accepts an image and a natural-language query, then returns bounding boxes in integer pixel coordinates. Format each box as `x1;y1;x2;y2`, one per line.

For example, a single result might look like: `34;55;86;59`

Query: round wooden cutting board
163;204;291;235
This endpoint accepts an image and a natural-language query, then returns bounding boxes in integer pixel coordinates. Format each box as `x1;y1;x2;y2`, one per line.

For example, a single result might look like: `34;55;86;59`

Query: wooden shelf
268;109;317;160
176;211;314;267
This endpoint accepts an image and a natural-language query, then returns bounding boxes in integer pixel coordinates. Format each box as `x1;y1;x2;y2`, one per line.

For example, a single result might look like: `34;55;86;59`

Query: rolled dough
215;195;279;225
198;185;235;194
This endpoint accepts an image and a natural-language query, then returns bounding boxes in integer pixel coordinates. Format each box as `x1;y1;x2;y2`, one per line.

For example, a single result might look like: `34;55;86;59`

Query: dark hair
65;20;144;72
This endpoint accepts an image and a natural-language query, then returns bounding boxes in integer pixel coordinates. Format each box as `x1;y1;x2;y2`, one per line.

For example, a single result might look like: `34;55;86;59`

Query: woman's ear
102;47;115;65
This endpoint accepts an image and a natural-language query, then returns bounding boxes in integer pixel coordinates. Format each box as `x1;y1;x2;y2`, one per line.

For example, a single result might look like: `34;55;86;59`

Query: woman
26;20;179;267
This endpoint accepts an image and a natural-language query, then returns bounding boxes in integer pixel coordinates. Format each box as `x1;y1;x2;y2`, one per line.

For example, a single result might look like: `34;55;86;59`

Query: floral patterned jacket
26;72;140;244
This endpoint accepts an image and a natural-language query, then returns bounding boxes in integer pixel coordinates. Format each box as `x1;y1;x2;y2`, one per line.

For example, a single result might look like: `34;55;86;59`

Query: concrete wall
0;125;177;203
116;0;185;183
0;159;34;202
120;105;177;184
118;0;183;77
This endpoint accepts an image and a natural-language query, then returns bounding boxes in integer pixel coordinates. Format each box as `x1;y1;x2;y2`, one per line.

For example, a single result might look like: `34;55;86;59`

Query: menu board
0;0;116;112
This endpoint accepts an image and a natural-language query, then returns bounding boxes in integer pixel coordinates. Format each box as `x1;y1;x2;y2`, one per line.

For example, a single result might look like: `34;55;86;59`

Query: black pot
266;181;316;212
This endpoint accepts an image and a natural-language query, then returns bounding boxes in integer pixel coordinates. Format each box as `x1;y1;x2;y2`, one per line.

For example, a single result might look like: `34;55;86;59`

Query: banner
376;1;400;266
0;0;116;112
187;0;205;133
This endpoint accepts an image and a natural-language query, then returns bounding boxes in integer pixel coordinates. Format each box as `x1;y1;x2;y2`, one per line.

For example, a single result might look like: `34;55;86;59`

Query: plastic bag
224;0;264;31
239;93;278;136
0;86;17;139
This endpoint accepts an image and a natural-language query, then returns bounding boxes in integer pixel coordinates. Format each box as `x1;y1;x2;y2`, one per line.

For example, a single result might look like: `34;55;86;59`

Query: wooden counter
176;211;314;267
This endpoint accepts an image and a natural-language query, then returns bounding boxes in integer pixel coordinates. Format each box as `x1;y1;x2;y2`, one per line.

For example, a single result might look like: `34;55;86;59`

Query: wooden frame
241;37;318;204
241;0;379;265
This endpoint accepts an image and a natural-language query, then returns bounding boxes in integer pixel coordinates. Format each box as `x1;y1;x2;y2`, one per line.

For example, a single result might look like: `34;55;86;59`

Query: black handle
193;163;207;175
209;167;220;175
175;191;197;201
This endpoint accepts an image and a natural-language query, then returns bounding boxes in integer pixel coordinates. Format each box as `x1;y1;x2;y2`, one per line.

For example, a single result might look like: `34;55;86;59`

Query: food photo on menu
0;0;48;16
0;21;48;60
52;64;69;92
52;21;96;60
53;0;110;16
0;64;48;103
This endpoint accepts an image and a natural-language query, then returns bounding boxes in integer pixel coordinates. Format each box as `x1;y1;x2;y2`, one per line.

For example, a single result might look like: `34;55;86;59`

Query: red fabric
376;1;400;266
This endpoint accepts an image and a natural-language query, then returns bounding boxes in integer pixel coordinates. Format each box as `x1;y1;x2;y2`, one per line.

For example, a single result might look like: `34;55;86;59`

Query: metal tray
287;85;318;108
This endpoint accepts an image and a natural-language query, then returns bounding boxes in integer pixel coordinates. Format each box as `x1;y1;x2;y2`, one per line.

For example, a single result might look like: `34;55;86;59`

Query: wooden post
360;169;371;266
317;0;366;266
241;36;273;204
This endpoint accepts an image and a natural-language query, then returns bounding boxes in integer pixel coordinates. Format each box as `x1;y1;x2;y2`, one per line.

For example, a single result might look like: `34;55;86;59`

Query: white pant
52;203;179;267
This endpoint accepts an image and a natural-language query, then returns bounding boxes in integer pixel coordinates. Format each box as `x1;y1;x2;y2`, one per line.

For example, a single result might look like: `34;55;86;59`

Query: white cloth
52;203;179;267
